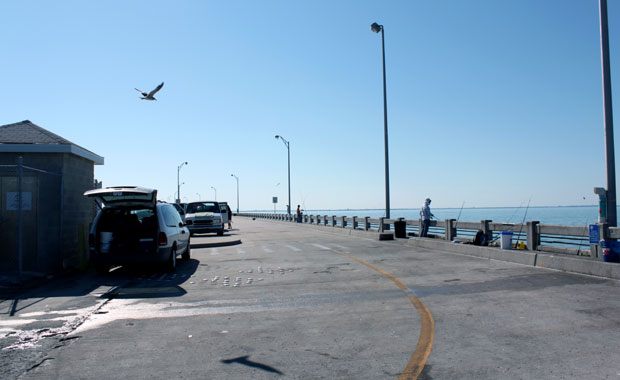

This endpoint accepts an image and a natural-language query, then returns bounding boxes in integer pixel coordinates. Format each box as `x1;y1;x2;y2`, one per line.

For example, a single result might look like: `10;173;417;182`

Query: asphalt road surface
1;217;620;379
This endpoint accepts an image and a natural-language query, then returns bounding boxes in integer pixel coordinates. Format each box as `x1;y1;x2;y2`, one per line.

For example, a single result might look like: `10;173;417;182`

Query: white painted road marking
311;243;330;250
262;246;274;253
285;245;301;252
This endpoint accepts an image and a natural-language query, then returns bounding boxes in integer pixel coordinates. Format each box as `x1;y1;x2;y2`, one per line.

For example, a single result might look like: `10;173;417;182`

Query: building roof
0;120;104;164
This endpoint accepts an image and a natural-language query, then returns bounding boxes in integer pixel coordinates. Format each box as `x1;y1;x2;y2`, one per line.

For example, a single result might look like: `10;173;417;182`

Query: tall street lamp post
231;174;239;213
599;0;617;227
211;186;217;201
275;135;291;214
371;22;391;219
177;161;188;204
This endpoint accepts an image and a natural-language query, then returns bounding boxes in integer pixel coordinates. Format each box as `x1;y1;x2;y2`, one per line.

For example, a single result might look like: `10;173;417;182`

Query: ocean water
290;206;608;226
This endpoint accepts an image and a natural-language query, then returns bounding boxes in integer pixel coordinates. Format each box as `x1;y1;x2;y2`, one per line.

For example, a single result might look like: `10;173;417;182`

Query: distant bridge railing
238;212;615;258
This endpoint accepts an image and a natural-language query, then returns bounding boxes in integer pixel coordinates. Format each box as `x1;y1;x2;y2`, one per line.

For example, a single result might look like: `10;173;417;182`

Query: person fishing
420;198;434;237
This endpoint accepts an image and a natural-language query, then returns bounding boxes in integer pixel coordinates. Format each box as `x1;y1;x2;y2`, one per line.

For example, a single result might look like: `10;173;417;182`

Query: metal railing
239;212;612;258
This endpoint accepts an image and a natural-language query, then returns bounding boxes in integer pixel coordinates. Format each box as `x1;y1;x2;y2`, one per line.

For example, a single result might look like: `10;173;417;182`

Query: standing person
420;198;434;237
226;204;232;229
296;205;301;223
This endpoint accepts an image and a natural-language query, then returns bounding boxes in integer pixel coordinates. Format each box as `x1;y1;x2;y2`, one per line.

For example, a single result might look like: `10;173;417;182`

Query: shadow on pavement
221;355;284;375
98;258;200;299
191;239;242;249
0;258;201;313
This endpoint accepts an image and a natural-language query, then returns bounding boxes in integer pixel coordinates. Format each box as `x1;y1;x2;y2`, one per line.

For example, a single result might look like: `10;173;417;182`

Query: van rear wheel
182;240;191;260
166;246;177;272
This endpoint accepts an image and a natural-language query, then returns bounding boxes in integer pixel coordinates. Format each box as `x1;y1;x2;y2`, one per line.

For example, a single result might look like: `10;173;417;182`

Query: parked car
184;201;224;236
84;186;190;274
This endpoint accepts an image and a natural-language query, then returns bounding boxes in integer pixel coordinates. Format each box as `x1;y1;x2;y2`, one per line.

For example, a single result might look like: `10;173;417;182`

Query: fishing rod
455;201;465;229
489;199;530;244
514;197;532;248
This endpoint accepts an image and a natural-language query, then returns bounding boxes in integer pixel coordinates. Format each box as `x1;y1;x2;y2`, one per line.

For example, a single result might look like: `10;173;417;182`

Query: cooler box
500;232;513;250
601;240;620;263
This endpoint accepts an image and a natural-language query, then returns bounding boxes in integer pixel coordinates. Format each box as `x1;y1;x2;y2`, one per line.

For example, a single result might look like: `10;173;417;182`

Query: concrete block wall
61;154;96;270
0;153;96;273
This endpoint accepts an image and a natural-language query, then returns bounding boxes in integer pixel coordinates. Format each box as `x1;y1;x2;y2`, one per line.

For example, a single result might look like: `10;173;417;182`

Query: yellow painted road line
331;249;435;380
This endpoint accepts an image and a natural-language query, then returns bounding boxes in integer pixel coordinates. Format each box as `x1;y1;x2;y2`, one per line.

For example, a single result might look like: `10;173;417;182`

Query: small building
0;120;104;275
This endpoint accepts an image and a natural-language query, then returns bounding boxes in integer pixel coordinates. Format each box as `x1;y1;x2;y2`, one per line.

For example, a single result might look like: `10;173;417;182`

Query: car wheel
217;228;224;236
182;239;191;260
166;246;177;272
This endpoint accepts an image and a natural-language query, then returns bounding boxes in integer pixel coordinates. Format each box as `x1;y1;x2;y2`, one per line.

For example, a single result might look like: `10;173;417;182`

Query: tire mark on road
330;249;434;380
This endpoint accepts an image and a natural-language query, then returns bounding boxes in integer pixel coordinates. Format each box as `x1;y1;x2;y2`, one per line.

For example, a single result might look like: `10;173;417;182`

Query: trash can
394;220;407;239
601;240;620;263
500;232;513;250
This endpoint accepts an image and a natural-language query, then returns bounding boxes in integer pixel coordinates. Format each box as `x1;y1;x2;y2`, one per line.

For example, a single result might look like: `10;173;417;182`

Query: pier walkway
2;217;619;379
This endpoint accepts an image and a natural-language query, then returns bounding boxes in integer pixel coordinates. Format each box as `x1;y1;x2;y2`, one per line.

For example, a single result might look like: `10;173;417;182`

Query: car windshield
186;202;219;214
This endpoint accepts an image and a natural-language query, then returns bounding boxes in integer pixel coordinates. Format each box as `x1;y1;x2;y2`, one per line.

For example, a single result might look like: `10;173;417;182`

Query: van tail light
89;234;95;248
158;232;168;246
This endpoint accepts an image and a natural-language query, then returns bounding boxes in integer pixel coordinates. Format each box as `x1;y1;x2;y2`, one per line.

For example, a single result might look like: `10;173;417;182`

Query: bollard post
332;215;337;227
446;219;456;241
482;220;492;242
418;218;423;237
526;221;540;251
352;216;357;230
324;215;328;226
341;216;347;228
364;217;370;231
379;217;385;233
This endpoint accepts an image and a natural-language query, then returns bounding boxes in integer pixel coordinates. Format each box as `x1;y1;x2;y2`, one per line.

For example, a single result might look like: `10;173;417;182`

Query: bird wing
148;82;164;97
134;88;148;97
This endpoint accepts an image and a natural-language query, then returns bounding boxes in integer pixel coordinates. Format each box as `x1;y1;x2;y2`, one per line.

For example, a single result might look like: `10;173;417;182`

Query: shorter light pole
177;161;188;204
231;174;239;213
275;135;291;214
196;193;201;201
211;186;217;201
175;182;185;201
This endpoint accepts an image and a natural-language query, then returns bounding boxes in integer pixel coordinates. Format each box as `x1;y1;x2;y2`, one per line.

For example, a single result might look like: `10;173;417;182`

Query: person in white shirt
420;198;434;237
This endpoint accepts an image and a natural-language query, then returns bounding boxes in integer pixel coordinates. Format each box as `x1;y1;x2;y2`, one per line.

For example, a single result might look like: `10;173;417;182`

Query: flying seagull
135;82;164;100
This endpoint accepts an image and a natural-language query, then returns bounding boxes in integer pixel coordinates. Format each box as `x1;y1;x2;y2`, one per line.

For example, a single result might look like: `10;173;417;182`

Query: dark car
84;186;190;273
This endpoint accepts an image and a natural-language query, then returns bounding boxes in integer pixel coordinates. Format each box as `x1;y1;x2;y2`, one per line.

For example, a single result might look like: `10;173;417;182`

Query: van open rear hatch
84;186;159;256
84;186;157;207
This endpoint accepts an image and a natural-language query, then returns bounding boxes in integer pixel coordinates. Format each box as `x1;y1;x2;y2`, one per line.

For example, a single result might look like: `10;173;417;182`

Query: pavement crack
26;357;54;372
305;349;341;360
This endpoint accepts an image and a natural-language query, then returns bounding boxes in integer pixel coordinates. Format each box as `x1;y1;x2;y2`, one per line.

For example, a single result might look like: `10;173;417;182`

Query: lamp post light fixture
370;22;391;219
231;174;239;213
211;186;217;201
177;161;188;204
275;135;291;214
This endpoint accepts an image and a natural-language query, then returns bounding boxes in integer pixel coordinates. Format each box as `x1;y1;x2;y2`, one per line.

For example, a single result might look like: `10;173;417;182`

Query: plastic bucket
100;232;113;253
500;232;513;250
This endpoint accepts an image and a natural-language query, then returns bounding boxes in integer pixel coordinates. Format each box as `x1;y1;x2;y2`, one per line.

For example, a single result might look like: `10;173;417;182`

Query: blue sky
1;1;619;211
